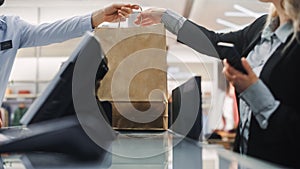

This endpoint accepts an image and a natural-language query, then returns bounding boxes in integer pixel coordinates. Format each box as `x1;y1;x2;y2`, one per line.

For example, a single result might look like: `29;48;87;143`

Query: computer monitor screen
171;76;202;140
20;32;110;125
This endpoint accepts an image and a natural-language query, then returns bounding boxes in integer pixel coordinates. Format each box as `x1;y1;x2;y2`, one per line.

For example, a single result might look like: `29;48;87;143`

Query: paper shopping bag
94;24;168;130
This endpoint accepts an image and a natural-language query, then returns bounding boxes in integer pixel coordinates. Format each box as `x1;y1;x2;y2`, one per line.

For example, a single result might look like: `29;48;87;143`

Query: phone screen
217;42;247;74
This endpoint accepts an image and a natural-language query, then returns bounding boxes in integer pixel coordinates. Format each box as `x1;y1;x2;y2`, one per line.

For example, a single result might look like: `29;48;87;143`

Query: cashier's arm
18;3;139;48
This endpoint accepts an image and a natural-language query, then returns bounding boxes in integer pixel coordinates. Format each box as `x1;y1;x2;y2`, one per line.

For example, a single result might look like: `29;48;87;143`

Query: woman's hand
134;8;167;26
92;4;140;28
222;57;258;93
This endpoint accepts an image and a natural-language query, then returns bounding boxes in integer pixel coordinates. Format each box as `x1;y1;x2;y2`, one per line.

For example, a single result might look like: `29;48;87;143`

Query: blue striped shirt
0;14;93;106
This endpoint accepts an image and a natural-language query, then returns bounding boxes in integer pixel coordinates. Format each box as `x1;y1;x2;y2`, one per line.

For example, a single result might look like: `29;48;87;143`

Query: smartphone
217;42;247;74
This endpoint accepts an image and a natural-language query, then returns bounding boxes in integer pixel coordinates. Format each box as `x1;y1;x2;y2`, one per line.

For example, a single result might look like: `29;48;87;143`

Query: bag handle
118;6;143;28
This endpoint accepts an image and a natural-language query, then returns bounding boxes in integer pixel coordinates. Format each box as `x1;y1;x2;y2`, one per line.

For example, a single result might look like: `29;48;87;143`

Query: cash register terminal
0;32;116;162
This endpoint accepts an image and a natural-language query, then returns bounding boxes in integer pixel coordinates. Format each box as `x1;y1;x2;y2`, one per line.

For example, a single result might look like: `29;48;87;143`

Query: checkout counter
1;130;282;169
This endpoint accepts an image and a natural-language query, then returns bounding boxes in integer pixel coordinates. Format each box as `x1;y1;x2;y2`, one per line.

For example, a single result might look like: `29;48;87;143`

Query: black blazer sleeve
177;15;267;59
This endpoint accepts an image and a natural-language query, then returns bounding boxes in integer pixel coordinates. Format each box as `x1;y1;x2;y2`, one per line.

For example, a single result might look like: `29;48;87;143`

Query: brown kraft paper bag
94;24;168;130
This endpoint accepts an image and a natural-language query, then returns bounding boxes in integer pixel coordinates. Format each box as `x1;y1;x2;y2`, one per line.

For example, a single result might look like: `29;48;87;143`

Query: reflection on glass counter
1;131;283;169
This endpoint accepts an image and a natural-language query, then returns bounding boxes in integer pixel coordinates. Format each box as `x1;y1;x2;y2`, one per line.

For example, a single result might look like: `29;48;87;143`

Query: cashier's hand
222;58;258;93
134;8;167;26
91;4;140;28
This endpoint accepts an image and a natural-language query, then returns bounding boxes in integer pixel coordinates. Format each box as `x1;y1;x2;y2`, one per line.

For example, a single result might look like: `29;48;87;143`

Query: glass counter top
1;130;283;169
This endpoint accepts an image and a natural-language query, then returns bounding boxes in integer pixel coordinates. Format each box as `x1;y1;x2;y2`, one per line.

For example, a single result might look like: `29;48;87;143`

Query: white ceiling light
217;4;267;30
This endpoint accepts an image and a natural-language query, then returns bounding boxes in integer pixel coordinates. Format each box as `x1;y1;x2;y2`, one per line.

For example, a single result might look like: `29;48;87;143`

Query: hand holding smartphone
217;42;247;74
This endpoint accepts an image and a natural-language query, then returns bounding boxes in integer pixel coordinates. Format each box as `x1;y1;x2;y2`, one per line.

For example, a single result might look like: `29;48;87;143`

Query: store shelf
4;94;37;100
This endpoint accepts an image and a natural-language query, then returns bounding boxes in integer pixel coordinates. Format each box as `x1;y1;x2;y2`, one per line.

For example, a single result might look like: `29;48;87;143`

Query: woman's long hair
266;0;300;46
284;0;300;42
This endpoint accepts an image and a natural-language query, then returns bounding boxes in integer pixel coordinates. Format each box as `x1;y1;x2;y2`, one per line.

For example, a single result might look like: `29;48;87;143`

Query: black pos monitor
170;76;202;140
0;32;116;162
20;33;109;125
0;0;4;6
